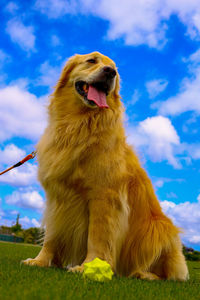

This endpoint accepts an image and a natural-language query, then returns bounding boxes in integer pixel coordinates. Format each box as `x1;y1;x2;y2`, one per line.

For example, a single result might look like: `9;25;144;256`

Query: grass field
0;242;200;300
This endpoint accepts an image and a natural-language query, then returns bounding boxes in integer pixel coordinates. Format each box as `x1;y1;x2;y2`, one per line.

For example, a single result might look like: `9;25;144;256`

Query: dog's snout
103;66;116;78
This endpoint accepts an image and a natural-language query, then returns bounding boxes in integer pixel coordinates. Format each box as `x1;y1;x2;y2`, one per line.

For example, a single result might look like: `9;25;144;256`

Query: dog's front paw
21;258;50;267
68;265;84;273
130;271;160;281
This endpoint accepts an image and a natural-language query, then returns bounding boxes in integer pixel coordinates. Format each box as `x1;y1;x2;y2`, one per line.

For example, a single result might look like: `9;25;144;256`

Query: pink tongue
87;85;109;108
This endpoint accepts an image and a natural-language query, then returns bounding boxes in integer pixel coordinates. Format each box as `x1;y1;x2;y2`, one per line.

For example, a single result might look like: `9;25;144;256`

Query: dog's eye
86;58;97;64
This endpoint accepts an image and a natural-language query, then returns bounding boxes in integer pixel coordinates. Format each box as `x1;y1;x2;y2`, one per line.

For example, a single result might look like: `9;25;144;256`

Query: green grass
0;242;200;300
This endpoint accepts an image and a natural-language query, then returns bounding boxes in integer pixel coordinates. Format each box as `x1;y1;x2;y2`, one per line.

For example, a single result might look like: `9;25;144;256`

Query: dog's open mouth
75;81;109;108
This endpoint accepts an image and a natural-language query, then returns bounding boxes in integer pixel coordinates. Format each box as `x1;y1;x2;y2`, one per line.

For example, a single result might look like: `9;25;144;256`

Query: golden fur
23;52;189;280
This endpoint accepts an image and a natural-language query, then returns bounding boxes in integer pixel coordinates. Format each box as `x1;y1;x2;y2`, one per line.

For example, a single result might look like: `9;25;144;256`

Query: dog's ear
54;55;78;93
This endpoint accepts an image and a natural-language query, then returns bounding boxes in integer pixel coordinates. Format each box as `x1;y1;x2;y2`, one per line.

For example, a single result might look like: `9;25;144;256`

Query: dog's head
53;52;121;112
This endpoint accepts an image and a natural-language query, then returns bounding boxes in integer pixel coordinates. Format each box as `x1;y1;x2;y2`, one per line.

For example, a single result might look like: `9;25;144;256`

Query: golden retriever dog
23;52;188;280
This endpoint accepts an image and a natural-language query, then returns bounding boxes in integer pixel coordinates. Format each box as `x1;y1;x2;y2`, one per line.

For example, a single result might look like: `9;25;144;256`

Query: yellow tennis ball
83;258;114;282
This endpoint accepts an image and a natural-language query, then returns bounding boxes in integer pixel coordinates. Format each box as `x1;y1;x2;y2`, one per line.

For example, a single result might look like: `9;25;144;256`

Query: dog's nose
103;66;116;78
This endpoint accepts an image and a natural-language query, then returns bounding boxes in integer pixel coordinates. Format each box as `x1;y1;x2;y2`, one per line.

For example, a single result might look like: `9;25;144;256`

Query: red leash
0;151;37;176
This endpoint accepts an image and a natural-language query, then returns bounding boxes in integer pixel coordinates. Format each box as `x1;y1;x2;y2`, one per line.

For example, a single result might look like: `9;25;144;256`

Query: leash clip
31;151;37;159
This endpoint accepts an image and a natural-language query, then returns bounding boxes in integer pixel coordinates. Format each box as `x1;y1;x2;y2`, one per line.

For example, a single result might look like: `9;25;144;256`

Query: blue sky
0;0;200;249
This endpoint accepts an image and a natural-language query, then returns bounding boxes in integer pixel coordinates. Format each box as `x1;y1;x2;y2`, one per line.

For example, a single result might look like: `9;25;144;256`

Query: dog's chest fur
38;116;128;266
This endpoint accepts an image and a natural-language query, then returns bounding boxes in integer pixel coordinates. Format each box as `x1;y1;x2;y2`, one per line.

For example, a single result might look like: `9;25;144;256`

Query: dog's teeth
83;84;88;93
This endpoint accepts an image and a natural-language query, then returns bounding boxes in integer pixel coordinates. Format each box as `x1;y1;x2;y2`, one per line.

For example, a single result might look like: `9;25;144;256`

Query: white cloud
34;0;200;48
9;78;30;89
152;177;184;189
31;218;41;227
80;0;168;48
182;143;200;160
139;117;179;144
166;192;178;199
37;61;63;87
51;34;62;47
5;2;19;14
125;90;140;108
127;115;200;167
161;200;176;211
189;235;200;244
153;48;200;116
187;48;200;65
154;179;165;188
6;190;45;211
19;216;41;228
6;18;36;52
95;0;200;46
127;116;181;168
0;49;11;66
182;114;199;134
0;199;5;220
0;163;38;187
197;194;200;203
0;84;47;142
128;89;140;106
0;144;26;166
153;71;200;115
0;50;11;83
160;196;200;247
0;210;5;219
35;0;78;18
10;210;19;215
146;79;168;98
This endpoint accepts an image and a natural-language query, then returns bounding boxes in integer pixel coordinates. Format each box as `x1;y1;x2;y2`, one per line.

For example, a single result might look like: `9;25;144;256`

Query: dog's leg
69;190;122;273
21;243;54;267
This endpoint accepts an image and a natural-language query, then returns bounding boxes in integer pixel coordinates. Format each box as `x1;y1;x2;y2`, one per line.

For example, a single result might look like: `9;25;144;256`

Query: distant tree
23;227;41;244
185;253;200;261
183;245;200;261
11;214;22;234
0;225;12;234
